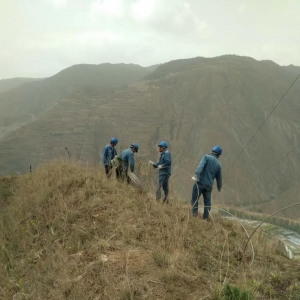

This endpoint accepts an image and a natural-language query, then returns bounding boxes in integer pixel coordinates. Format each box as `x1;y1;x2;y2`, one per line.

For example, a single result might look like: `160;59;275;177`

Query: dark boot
105;165;113;178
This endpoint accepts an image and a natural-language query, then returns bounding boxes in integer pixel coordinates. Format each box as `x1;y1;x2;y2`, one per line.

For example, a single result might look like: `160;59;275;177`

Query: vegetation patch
0;161;300;299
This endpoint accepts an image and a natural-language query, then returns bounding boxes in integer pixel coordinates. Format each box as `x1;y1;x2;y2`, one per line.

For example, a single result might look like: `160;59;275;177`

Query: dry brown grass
1;160;300;300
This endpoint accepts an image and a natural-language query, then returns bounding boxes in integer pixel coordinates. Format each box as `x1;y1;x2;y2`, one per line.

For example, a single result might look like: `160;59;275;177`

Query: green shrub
223;284;254;300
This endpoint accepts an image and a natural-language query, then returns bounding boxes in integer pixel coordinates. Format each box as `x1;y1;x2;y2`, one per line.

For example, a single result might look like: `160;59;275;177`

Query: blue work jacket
155;150;171;176
102;144;117;166
194;154;222;189
121;148;135;172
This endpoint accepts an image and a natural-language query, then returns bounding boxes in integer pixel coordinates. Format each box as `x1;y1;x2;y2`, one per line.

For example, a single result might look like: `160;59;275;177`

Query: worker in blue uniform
102;137;118;177
117;143;139;183
191;145;222;219
149;141;171;203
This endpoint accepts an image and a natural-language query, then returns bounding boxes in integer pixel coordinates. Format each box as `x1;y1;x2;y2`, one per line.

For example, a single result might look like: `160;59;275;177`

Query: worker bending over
117;143;139;183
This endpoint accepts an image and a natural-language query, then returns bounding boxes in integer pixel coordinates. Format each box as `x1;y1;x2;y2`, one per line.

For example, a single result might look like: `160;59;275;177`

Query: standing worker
117;143;139;183
102;138;118;177
191;145;222;219
149;141;171;203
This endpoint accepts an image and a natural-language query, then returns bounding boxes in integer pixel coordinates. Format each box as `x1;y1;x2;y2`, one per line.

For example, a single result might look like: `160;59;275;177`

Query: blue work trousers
191;182;212;219
156;175;169;202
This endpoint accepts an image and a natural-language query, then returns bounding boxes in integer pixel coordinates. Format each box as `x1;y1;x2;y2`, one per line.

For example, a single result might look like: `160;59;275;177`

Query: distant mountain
283;64;300;76
0;63;158;140
46;63;158;87
1;55;300;219
0;77;42;93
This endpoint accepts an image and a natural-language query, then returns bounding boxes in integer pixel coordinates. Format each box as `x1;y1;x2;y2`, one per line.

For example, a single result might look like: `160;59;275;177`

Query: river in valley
224;217;300;260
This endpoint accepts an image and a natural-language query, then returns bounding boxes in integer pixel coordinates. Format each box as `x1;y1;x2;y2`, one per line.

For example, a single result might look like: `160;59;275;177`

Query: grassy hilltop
1;161;300;299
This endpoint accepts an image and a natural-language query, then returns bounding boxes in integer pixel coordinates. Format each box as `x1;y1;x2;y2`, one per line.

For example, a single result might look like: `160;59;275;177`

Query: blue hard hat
110;137;118;145
158;141;168;148
212;145;222;155
131;143;139;152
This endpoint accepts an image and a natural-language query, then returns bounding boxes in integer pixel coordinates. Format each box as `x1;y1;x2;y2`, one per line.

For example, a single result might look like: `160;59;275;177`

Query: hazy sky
1;0;299;79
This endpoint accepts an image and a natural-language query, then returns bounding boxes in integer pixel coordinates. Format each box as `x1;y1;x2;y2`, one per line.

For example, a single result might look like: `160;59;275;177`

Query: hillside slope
1;161;300;299
0;63;157;140
0;55;300;219
283;64;300;76
0;77;42;93
256;181;300;220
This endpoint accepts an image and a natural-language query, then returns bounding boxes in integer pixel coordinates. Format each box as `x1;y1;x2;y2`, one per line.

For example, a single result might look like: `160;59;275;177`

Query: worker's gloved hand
158;165;163;169
148;160;154;165
191;176;197;182
153;164;158;169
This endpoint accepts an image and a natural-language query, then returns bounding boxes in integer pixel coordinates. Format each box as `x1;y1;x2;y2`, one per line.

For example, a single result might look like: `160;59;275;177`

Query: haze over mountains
0;78;42;93
0;63;157;140
0;55;300;219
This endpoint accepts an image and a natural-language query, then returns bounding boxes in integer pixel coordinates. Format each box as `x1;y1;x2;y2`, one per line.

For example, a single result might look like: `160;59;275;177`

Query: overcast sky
1;0;299;79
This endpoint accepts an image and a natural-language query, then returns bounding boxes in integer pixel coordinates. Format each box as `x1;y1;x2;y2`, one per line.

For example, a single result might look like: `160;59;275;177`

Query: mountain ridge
0;77;42;93
1;55;300;219
0;63;158;140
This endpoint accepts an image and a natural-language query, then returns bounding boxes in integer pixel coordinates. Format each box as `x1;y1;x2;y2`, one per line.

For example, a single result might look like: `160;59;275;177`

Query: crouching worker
191;145;222;219
116;143;139;183
149;141;171;203
102;137;118;178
